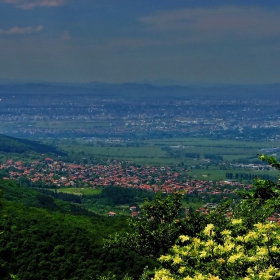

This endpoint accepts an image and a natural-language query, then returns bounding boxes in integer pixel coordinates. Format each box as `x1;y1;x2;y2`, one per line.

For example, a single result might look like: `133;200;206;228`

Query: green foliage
100;155;280;278
105;192;213;260
204;154;223;161
0;198;154;279
0;179;90;216
258;154;280;170
80;186;156;215
94;186;155;206
233;154;280;228
184;153;200;159
1;154;280;279
105;192;183;259
153;221;280;280
147;155;280;279
237;178;280;202
0;134;66;156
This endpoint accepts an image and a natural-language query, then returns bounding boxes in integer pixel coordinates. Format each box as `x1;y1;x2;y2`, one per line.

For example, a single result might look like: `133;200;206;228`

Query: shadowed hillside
0;134;66;156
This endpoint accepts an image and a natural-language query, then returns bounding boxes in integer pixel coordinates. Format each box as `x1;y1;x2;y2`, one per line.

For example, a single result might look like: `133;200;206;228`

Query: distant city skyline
1;0;280;85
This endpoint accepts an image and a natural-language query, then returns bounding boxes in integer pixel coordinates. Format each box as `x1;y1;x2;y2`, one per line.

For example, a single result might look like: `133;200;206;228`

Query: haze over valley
1;82;279;142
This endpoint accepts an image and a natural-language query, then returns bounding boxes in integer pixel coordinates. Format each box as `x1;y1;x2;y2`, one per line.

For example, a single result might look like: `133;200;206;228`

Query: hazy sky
1;0;280;84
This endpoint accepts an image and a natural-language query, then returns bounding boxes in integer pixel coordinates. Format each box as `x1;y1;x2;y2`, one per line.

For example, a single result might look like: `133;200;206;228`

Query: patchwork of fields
60;137;280;181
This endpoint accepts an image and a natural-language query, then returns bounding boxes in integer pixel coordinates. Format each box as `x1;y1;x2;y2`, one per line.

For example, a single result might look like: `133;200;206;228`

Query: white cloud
61;30;71;41
139;6;280;42
1;0;66;9
0;25;43;35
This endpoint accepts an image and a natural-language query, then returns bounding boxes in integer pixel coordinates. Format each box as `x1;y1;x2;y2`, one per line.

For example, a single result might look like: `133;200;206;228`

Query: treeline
183;192;238;205
225;172;278;181
36;188;82;204
0;180;89;216
14;176;58;189
204;154;223;160
185;152;200;158
86;186;155;206
184;153;223;160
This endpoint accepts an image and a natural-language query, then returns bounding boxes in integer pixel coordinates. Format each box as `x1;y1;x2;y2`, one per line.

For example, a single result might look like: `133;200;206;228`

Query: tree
233;154;280;228
105;191;224;260
153;220;280;280
106;155;280;279
151;155;280;279
105;192;185;259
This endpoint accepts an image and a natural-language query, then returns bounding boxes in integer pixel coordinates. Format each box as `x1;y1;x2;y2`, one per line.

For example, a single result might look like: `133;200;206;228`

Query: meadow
55;187;102;196
60;137;280;181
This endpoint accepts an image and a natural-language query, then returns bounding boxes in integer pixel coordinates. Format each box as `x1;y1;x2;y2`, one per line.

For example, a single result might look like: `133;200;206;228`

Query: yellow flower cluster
182;273;221;280
153;220;280;280
152;268;178;280
231;219;243;225
204;224;215;237
244;265;280;280
153;272;223;280
153;271;222;280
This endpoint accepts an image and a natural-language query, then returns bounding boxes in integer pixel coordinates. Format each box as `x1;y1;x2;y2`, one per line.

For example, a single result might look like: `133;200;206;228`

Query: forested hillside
0;134;65;155
0;181;156;279
0;180;91;216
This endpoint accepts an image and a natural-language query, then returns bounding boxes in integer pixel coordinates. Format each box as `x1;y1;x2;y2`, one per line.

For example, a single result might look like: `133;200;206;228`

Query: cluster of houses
0;158;249;196
108;205;138;218
1;158;279;224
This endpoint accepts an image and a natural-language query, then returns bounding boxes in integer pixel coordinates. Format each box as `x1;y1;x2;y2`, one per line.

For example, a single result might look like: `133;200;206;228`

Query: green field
54;187;204;215
54;187;102;196
61;137;280;161
59;137;280;181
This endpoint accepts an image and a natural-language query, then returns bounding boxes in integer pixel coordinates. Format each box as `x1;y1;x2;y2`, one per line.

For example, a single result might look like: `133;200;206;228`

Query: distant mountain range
0;81;280;100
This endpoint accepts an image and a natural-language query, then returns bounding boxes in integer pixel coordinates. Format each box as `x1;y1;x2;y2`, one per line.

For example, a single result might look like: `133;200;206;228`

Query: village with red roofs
0;157;252;194
1;158;280;224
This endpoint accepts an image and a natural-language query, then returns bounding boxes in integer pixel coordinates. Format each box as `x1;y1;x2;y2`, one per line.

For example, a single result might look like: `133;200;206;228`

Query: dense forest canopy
0;134;66;155
0;180;156;279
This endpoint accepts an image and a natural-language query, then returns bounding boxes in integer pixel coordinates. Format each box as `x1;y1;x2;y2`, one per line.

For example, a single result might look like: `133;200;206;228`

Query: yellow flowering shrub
153;220;280;280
